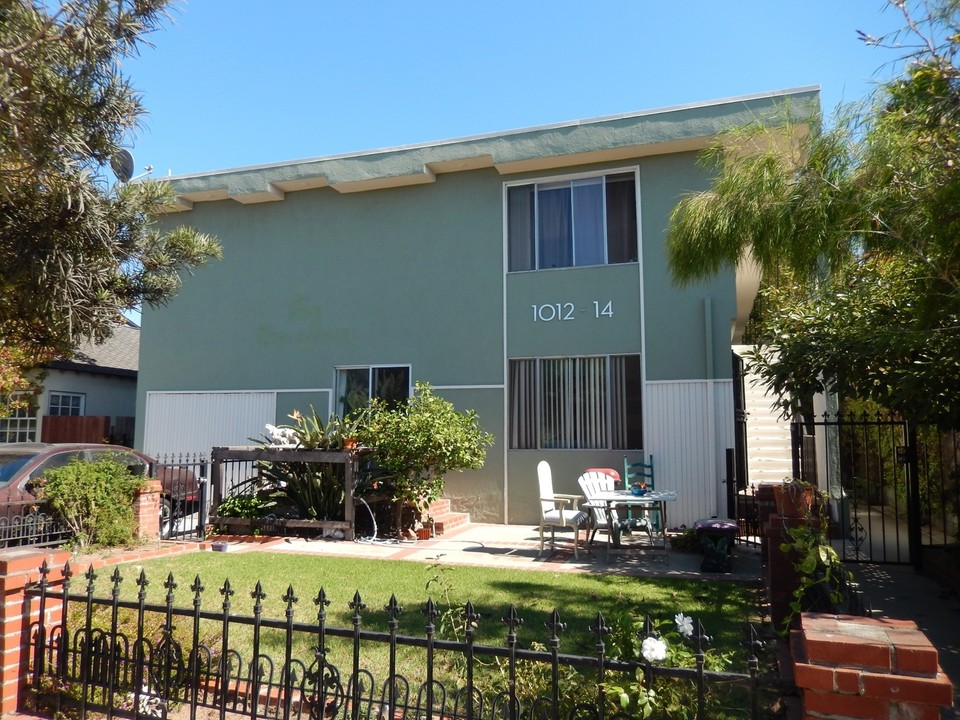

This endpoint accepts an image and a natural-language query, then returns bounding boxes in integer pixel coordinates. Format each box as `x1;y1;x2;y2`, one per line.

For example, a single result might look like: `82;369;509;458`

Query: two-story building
136;87;819;527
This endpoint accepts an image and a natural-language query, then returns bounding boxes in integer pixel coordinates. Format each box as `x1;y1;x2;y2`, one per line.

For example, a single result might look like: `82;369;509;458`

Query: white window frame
505;167;640;272
48;391;85;417
509;355;642;450
335;364;412;416
0;393;39;443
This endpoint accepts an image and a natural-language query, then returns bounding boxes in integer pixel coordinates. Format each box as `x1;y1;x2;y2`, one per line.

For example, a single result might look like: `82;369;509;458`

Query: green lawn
56;551;769;719
76;551;760;660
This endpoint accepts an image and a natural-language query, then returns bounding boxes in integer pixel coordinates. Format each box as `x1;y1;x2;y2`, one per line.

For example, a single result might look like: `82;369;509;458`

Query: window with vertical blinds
509;355;642;450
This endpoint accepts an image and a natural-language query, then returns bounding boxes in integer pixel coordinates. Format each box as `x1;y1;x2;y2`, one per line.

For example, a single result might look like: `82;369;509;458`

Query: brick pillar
0;548;71;715
763;514;821;629
135;479;162;540
793;613;953;720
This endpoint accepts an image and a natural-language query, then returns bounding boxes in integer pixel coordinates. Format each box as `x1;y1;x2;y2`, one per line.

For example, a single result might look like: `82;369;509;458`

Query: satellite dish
111;149;135;182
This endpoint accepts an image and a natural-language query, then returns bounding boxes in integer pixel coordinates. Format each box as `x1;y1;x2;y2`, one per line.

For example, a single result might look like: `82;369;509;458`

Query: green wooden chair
623;455;657;531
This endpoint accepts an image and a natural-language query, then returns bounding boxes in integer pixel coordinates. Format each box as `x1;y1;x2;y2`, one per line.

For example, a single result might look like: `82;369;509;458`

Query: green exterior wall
137;89;820;526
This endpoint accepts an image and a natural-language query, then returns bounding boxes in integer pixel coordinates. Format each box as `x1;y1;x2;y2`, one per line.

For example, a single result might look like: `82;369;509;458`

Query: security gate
792;416;960;567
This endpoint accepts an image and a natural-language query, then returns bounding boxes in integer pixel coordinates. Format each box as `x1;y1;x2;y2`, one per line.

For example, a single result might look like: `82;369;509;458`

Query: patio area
204;521;765;581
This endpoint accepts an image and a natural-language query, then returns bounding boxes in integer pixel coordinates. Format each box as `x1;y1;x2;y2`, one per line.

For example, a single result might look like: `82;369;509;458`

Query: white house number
532;301;614;321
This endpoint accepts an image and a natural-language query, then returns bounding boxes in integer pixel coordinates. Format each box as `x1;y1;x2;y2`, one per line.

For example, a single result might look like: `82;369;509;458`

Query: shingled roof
48;322;139;378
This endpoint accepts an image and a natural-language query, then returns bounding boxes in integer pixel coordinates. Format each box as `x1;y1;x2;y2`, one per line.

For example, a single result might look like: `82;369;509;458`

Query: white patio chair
577;470;619;547
537;461;588;559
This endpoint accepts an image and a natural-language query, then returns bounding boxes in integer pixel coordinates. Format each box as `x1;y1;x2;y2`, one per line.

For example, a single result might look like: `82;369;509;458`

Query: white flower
265;424;297;446
641;636;668;663
675;613;694;639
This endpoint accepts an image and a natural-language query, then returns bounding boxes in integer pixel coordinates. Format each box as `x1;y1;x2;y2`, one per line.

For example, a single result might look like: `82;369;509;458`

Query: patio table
585;489;678;556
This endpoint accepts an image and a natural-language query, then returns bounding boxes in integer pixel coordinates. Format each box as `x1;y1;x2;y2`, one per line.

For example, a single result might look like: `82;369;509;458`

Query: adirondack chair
577;470;619;546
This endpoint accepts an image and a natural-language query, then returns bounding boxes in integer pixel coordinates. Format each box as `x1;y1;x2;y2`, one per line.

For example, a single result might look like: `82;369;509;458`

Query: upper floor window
49;392;84;416
507;171;638;271
337;365;411;416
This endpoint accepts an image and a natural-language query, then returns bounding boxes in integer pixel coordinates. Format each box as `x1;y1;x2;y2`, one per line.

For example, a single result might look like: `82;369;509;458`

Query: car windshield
0;453;38;487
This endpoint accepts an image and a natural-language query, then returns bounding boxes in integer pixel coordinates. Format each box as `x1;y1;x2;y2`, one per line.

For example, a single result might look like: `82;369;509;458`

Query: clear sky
123;0;913;180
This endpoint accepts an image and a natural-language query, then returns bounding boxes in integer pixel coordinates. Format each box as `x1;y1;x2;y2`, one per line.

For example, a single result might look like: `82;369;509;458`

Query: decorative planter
773;483;815;518
416;527;432;540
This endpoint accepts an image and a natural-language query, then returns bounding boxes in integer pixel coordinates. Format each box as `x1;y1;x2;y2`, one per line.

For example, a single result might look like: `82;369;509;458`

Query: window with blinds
509;355;642;450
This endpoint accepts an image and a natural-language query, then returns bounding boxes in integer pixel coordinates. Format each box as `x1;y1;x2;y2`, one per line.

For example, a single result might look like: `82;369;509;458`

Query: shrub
216;494;269;519
357;382;494;533
36;457;147;548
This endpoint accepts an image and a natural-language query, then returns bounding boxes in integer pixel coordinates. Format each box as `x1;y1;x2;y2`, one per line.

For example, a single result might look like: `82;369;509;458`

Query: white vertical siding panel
645;380;734;528
713;380;735;513
143;391;276;457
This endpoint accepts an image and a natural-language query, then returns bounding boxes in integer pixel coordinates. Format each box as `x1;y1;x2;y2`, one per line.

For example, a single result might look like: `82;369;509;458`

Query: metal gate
792;416;960;567
152;454;210;541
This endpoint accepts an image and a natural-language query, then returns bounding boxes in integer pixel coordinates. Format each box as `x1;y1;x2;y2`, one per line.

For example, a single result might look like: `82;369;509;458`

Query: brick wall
793;613;953;720
0;549;71;715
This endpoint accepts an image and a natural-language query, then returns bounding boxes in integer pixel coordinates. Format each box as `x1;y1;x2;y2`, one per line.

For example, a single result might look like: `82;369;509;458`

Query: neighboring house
137;87;820;527
0;322;139;446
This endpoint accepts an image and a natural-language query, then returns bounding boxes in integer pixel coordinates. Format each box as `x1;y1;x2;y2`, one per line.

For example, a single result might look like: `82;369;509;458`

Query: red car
0;442;199;539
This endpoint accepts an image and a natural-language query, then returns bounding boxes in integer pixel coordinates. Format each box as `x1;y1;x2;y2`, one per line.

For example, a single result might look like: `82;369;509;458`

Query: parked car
0;443;199;539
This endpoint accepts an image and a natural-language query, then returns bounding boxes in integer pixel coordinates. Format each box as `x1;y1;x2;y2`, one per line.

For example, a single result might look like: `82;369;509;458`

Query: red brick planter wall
793;613;953;719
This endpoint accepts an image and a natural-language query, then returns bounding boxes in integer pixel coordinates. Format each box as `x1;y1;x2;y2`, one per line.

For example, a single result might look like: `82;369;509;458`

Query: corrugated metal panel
143;392;276;457
643;380;734;528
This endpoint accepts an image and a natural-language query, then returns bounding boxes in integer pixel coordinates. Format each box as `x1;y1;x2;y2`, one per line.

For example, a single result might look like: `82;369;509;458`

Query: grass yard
54;551;771;719
75;551;761;658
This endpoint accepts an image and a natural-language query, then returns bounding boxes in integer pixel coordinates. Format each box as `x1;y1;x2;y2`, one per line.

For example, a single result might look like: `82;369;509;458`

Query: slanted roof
48;322;139;378
162;86;820;211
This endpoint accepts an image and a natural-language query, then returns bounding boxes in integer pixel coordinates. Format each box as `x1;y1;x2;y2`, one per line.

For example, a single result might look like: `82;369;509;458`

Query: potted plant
776;485;854;632
773;477;816;518
331;408;367;451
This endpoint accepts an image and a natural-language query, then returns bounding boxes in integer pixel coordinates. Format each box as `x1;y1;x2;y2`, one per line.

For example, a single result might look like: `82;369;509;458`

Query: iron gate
792;416;960;567
152;454;209;541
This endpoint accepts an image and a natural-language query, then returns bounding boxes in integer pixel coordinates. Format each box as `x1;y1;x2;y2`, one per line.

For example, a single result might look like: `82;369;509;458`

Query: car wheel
160;497;173;540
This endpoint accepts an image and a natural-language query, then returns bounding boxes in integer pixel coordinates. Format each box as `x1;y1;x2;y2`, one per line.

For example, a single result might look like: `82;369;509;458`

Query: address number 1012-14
532;301;614;321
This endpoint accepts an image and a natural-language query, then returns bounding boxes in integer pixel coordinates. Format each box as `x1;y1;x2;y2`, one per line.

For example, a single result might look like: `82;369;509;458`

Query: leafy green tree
666;0;960;425
0;1;221;411
358;382;495;534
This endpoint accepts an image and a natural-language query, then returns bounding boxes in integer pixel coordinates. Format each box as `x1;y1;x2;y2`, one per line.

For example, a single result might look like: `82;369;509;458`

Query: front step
426;498;470;534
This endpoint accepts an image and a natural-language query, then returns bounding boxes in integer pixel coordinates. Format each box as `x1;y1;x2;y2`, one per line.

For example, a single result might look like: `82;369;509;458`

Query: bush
36;457;146;549
357;382;494;533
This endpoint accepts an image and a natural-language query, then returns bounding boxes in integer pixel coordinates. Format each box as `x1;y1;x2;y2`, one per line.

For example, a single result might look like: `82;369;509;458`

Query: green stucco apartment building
136;87;819;527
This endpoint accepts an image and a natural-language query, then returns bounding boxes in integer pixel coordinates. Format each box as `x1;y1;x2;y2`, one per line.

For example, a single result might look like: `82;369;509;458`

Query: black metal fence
728;415;960;567
26;562;778;720
793;416;960;566
0;496;71;549
0;452;210;551
151;453;210;542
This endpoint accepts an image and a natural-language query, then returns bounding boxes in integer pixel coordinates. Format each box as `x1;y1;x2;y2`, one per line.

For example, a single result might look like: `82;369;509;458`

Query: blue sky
124;1;912;179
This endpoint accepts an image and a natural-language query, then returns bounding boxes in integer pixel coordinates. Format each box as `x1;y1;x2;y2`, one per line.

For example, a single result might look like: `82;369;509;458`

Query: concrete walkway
210;521;764;581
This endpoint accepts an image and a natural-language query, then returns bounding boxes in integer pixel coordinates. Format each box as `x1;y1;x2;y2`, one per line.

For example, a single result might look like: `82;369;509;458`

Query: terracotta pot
416;527;432;540
773;483;814;517
342;438;358;450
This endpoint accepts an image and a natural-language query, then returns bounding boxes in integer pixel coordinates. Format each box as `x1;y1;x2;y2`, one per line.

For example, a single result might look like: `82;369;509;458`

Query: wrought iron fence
26;562;779;720
0;496;71;549
793;415;960;565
